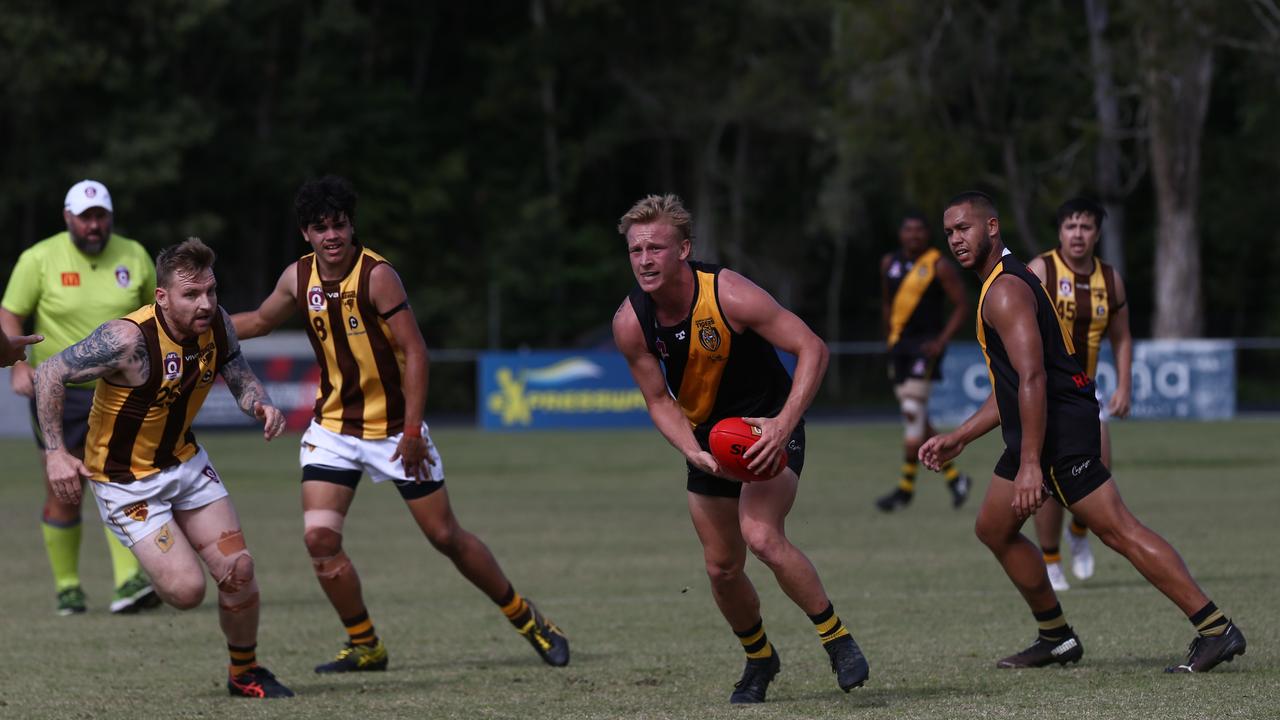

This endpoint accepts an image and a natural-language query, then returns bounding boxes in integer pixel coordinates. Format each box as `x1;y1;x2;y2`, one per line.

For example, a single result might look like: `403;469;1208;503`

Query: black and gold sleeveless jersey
85;305;232;483
1040;249;1121;377
628;262;793;438
886;248;946;350
976;253;1100;461
296;246;407;440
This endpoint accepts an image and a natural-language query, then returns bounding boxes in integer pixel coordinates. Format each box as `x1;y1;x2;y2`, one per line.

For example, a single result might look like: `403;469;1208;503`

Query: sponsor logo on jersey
62;272;81;287
1058;279;1072;297
122;501;149;523
115;264;131;288
655;338;669;359
164;351;181;380
675;330;687;340
696;318;722;352
308;286;326;311
202;465;221;483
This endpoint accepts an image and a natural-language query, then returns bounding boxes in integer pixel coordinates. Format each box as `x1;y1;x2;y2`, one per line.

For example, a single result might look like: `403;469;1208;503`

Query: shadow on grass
774;683;991;707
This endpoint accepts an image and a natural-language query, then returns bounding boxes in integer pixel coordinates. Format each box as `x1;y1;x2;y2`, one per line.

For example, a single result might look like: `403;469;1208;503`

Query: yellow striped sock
735;619;774;659
809;603;850;645
228;643;257;676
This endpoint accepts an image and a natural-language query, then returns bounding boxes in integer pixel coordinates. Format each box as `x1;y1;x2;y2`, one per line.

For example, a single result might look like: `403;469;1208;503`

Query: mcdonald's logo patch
61;272;81;286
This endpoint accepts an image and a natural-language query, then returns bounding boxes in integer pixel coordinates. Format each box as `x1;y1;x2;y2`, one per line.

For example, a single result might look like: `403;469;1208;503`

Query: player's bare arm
370;263;433;480
920;393;1000;472
34;320;148;504
0;329;42;367
613;299;720;476
716;269;829;472
984;276;1049;520
231;263;299;340
217;308;285;441
927;258;971;356
1106;272;1133;418
1;308;36;394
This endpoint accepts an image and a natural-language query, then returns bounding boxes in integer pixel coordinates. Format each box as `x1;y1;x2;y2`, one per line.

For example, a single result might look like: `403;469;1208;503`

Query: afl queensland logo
163;351;181;380
696;318;722;352
114;264;131;288
307;285;326;311
1058;279;1073;297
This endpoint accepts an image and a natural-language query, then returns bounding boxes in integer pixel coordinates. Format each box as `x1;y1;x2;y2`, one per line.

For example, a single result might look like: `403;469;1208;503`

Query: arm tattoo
218;309;273;417
34;321;135;451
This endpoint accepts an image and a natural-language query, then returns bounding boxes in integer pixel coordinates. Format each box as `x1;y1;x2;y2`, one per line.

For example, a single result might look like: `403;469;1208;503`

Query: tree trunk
1001;137;1040;257
1084;0;1128;276
1144;11;1213;338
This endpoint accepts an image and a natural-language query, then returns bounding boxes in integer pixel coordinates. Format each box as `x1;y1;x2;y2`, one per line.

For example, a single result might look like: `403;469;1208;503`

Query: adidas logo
1051;638;1079;656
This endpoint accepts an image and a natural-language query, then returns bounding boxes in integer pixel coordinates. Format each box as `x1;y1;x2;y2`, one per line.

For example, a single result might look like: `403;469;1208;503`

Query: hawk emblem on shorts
122;501;149;523
696;318;721;352
308;286;326;311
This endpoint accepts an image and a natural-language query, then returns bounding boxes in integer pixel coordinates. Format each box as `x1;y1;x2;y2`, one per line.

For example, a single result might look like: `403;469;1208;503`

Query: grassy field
1;420;1277;719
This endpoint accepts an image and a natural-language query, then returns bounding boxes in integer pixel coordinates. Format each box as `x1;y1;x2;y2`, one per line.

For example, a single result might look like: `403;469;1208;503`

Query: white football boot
1067;529;1095;581
1046;562;1071;591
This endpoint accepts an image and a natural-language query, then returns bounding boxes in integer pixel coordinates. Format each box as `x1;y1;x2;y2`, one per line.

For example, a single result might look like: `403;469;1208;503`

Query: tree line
3;0;1278;350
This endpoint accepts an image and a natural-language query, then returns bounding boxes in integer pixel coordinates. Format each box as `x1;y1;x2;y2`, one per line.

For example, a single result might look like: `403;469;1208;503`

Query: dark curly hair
294;175;357;228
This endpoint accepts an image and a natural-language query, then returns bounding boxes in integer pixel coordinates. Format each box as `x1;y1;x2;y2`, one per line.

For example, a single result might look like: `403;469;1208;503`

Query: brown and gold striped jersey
297;247;407;440
84;305;232;483
1040;249;1121;377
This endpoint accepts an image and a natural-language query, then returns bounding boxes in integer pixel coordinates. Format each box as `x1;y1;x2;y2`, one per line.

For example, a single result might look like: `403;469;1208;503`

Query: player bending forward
921;193;1245;673
614;194;868;704
233;175;568;674
35;238;294;698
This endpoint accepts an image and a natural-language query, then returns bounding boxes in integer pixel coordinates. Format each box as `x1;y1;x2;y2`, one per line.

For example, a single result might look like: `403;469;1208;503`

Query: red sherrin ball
708;417;788;483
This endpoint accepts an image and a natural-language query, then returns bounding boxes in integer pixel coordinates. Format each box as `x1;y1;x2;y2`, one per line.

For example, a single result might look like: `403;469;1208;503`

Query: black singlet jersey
885;247;946;351
977;253;1100;461
628;262;793;439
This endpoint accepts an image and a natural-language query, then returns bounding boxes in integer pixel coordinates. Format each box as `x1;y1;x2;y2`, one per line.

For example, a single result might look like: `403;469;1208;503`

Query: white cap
64;180;113;215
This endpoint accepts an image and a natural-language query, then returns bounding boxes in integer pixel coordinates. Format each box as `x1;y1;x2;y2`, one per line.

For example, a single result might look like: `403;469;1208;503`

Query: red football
708;417;788;483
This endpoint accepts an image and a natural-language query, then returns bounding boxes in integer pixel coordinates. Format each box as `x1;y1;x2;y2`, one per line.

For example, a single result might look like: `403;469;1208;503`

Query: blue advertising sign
930;340;1236;425
479;351;650;430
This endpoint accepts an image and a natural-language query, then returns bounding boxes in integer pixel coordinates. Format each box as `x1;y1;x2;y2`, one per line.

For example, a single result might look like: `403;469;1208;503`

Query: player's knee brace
900;396;927;442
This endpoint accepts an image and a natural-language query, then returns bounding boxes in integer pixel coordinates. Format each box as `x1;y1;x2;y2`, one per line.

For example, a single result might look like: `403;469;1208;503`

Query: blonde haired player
233;176;568;674
34;238;294;698
1026;197;1132;591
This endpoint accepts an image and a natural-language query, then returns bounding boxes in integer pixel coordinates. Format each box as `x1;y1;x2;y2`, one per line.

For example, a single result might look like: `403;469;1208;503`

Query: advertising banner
479;351;649;430
930;340;1236;426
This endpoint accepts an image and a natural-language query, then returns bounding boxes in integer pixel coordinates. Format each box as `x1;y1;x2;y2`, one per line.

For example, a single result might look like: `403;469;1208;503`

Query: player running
34;238;294;698
232;175;568;674
920;192;1245;673
874;211;972;512
613;194;868;703
1026;197;1132;591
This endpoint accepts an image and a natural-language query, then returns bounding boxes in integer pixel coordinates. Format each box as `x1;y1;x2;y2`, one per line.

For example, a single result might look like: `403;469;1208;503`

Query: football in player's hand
708;417;787;483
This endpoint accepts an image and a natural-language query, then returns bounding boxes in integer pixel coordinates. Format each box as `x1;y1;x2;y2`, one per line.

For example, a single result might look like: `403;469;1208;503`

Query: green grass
2;420;1278;719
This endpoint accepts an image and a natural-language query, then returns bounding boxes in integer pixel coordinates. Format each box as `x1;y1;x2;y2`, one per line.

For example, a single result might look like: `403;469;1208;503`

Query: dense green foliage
2;1;1277;345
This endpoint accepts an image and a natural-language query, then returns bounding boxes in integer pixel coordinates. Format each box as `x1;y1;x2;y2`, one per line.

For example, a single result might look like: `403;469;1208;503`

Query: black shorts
30;388;94;451
302;465;445;501
993;450;1112;507
889;350;942;384
687;422;806;498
